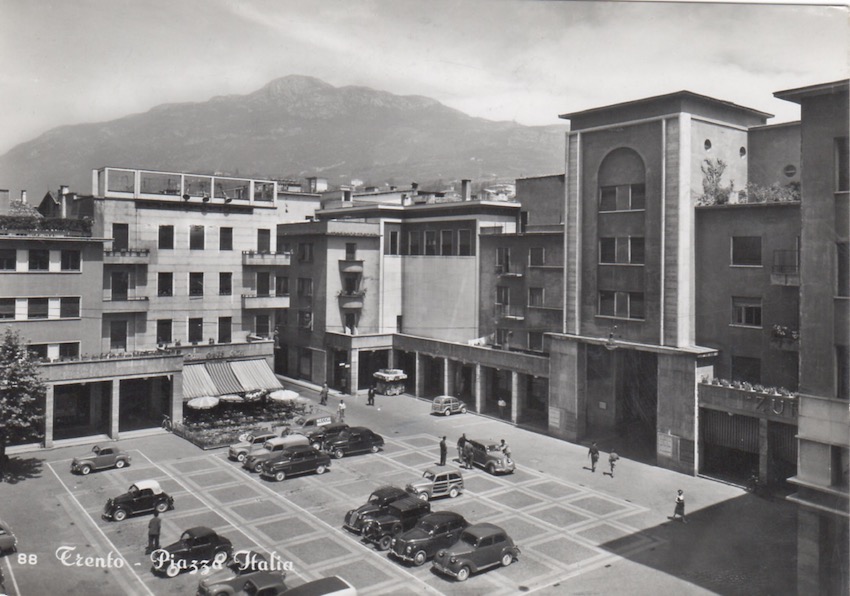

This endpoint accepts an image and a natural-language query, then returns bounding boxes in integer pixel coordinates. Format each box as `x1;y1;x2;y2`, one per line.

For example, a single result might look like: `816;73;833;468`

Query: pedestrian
497;398;507;419
671;489;687;523
463;440;475;470
439;436;447;466
608;450;619;477
499;439;512;460
319;382;329;406
588;442;599;472
340;376;347;395
146;510;162;554
367;385;376;406
337;399;346;422
457;433;467;463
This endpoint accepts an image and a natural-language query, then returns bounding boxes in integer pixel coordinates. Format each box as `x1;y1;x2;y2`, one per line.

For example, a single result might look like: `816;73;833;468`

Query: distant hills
0;75;567;198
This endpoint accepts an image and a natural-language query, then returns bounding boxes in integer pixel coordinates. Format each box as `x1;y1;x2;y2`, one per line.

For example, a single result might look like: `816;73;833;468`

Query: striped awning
182;364;219;400
205;361;245;395
231;359;283;391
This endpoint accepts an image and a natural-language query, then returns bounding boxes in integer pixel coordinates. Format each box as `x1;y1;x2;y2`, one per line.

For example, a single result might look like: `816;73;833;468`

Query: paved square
528;535;600;566
528;504;591;528
291;536;354;566
526;479;582;499
232;499;290;520
255;516;319;541
568;495;630;516
205;482;265;504
487;488;545;510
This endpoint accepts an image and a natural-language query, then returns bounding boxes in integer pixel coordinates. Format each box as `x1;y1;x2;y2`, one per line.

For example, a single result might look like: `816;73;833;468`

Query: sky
0;0;846;155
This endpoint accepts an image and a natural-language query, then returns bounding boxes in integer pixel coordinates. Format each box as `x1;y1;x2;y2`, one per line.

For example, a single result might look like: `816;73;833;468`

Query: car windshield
423;471;435;481
129;485;139;495
92;446;101;454
460;531;477;546
262;442;274;450
418;520;437;533
368;493;384;504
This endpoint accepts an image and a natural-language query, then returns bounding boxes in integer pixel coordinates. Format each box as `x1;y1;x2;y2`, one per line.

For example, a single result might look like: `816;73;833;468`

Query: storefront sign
657;433;674;458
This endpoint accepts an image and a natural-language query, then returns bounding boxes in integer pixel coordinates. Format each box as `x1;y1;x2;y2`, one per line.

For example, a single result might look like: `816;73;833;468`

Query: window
158;225;174;250
28;249;49;271
297;278;313;297
831;446;849;488
256;272;271;297
110;320;127;350
837;345;849;400
27;344;48;361
630;184;646;210
458;230;472;256
630;237;645;264
59;343;79;360
528;331;544;352
298;310;312;329
276;276;289;296
529;247;545;266
345;243;357;260
156;320;172;344
496;286;509;305
60;297;80;318
733;297;762;327
28;298;48;319
731;236;762;266
837;137;849;192
257;229;271;253
220;227;233;251
189;225;205;250
158;272;173;297
255;314;271;337
219;272;232;296
60;250;80;271
388;231;399;255
189;272;204;297
111;271;129;300
408;231;421;255
598;291;615;317
218;317;232;343
600;238;616;264
496;328;511;346
0;298;14;319
441;230;453;255
600;187;617;211
0;249;15;270
298;243;313;262
528;287;544;307
629;292;645;319
424;230;438;255
112;223;129;251
838;243;849;297
731;355;761;384
188;318;203;344
496;247;511;272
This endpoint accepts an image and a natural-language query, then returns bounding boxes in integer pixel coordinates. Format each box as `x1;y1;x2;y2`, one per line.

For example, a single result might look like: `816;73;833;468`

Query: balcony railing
339;259;364;273
241;293;291;309
242;251;291;266
771;250;800;286
104;248;150;264
337;289;366;309
495;264;523;277
102;297;150;313
495;303;525;319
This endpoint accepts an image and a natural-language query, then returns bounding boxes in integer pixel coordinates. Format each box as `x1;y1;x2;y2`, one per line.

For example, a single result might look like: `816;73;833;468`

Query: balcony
771;250;799;286
338;259;364;274
495;264;523;278
242;251;291;266
496;303;525;320
102;297;150;313
104;248;150;265
337;290;366;309
771;325;800;351
241;294;290;309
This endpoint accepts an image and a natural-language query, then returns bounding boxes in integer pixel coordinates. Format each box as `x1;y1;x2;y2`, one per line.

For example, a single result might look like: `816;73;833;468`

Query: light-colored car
467;439;515;474
432;523;520;582
430;396;467;416
279;576;357;595
197;550;287;596
243;436;309;473
102;479;174;521
405;468;464;501
0;518;17;554
70;444;131;475
229;432;278;463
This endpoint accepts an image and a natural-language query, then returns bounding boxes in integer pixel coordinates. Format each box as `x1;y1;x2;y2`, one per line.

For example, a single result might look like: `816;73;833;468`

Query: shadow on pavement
600;492;796;596
0;456;44;484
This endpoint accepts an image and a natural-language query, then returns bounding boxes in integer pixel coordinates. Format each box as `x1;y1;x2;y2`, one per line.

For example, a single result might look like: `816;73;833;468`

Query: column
443;358;453;396
474;364;483;413
110;380;120;440
758;418;769;484
415;352;425;397
511;371;527;424
44;385;54;448
171;372;184;425
349;349;360;395
388;349;396;369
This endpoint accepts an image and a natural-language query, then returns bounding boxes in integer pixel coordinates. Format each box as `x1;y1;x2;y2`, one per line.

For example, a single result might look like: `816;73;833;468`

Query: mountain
0;75;566;198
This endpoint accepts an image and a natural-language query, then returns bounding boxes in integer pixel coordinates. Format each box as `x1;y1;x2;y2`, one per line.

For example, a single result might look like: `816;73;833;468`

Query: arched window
597;148;646;212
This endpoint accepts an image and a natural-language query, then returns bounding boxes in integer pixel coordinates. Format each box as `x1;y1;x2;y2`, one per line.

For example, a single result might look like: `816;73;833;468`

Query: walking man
439;436;447;466
671;489;687;523
463;440;475;470
146;510;161;554
588;442;600;472
319;382;329;406
367;385;376;406
457;433;467;463
608;449;619;477
337;399;346;422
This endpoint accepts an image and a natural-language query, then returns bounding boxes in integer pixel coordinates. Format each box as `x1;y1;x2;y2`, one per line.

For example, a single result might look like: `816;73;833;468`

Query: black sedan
324;427;384;459
103;480;174;521
259;445;332;482
151;526;233;578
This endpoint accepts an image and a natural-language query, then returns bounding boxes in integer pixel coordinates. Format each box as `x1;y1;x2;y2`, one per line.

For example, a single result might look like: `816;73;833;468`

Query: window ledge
598;262;645;267
728;323;762;330
595;314;645;322
730;264;763;269
598;209;646;214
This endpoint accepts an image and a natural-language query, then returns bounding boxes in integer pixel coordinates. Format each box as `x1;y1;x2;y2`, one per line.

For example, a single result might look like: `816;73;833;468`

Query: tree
697;158;735;205
0;328;45;478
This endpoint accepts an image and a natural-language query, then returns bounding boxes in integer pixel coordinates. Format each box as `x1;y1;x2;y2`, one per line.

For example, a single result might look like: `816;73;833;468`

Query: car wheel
155;501;169;513
449;487;460;499
275;471;286;482
486;463;496;475
253;463;263;473
456;565;470;582
370;444;380;454
501;552;514;567
115;459;126;469
80;464;92;475
112;508;127;522
377;534;393;551
416;491;429;501
212;550;229;566
460;407;467;414
236;452;246;463
316;464;327;474
166;564;180;578
333;449;345;459
413;550;427;566
443;408;451;417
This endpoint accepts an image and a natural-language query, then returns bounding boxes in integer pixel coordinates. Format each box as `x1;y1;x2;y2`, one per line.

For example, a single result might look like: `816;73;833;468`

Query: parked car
361;496;431;551
289;414;335;432
260;445;332;482
197;550;287;596
70;444;131;475
239;575;289;595
466;438;515;474
324;427;384;459
229;432;278;463
390;511;468;566
430;395;467;416
431;523;520;582
343;486;409;534
0;518;17;554
297;423;350;450
243;436;310;473
278;576;357;595
102;479;174;521
405;468;464;501
151;526;233;578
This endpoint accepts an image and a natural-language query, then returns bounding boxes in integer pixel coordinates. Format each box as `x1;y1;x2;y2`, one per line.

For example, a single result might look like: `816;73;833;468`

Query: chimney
461;179;471;201
411;182;419;192
389;185;397;191
60;185;69;218
20;190;27;204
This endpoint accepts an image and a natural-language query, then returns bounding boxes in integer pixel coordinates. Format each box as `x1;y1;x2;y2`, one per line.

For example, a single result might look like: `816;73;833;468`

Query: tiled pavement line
2;545;21;596
45;461;155;596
